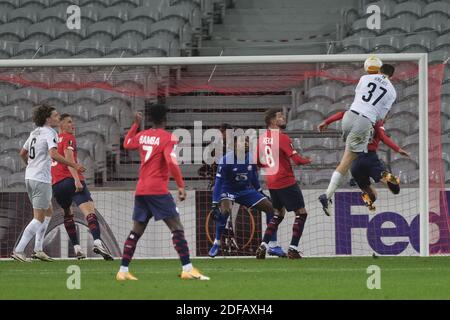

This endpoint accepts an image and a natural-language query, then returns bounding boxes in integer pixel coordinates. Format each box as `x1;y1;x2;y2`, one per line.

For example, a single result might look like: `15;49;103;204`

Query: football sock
266;212;278;243
214;212;229;242
172;230;191;266
121;231;140;267
15;219;42;253
290;214;307;247
34;216;50;252
64;215;79;246
326;171;345;199
182;263;193;272
119;266;129;273
86;213;101;240
262;215;282;244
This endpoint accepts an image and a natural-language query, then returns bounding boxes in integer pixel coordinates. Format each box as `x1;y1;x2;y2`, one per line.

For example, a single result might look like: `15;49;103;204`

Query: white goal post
0;53;429;257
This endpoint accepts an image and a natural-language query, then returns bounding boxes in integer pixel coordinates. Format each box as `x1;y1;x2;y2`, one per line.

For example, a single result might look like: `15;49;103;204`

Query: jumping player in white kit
11;104;86;262
319;57;397;216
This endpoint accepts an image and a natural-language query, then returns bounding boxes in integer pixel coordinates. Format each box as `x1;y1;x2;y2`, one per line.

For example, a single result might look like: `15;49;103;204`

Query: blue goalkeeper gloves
211;202;222;221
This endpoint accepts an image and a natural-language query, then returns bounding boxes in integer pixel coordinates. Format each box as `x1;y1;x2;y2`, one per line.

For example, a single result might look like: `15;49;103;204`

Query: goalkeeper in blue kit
209;135;285;258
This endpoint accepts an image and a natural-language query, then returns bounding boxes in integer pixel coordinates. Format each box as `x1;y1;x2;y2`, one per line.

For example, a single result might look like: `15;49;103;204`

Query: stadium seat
43;38;77;56
61;104;90;122
434;34;450;51
380;16;413;34
76;37;109;56
90;104;121;126
39;6;69;23
149;20;193;48
110;0;139;7
79;4;100;24
71;88;103;105
390;99;418;118
0;40;16;58
39;89;70;108
0;0;19;10
289;101;330;121
117;21;148;40
412;16;445;33
0;125;11;139
98;6;129;23
50;0;80;6
25;22;56;42
351;18;378;37
161;3;202;34
370;35;404;52
14;39;45;58
106;37;139;56
7;88;40;106
139;36;180;57
307;84;339;102
6;172;26;188
76;120;107;143
141;0;169;10
325;102;349;118
340;35;370;53
401;33;436;52
87;21;118;42
129;6;160;23
20;0;49;8
422;1;450;18
0;155;21;174
402;84;419;100
336;85;356;101
385;117;411;135
12;122;35;138
311;169;335;185
0;137;26;155
8;7;39;23
79;0;107;7
0;22;29;42
286;119;314;131
0;105;28;122
392;1;423;18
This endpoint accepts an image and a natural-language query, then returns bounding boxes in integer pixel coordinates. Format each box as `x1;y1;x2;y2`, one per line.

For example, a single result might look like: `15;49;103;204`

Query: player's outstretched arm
318;111;345;132
123;112;143;150
377;125;410;157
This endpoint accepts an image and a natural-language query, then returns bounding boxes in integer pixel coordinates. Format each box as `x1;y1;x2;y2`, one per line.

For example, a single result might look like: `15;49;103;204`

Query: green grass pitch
1;257;450;300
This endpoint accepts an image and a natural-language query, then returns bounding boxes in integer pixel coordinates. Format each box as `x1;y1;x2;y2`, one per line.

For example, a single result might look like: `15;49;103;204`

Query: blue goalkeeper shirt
212;151;261;203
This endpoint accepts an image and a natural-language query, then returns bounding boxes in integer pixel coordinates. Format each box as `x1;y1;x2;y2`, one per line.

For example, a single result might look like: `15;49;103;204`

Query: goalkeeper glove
211;202;221;221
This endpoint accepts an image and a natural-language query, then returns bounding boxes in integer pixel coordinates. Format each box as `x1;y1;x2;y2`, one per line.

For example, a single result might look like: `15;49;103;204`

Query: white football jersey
22;126;58;183
350;74;397;124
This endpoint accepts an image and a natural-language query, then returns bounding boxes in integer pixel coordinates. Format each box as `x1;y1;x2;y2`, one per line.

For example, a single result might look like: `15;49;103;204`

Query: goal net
0;54;447;259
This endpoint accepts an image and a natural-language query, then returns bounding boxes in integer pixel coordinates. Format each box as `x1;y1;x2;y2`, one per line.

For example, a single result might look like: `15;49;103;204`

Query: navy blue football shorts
351;151;387;189
52;178;93;210
133;194;180;223
269;183;305;212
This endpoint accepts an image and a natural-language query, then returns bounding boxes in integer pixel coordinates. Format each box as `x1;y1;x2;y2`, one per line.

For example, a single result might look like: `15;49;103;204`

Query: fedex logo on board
334;192;450;255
